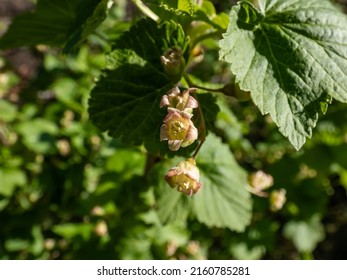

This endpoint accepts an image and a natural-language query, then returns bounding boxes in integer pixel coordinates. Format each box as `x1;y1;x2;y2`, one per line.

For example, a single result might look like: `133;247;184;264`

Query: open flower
160;87;198;113
165;158;202;196
249;170;274;197
160;108;198;151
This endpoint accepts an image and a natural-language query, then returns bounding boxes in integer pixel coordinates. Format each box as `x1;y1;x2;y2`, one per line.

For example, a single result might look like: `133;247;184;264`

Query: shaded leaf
0;0;108;51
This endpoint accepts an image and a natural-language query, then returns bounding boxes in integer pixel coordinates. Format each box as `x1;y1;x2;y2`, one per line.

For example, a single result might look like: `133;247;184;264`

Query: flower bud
269;189;286;212
165;158;202;196
160;87;198;113
160;108;198;151
160;47;186;83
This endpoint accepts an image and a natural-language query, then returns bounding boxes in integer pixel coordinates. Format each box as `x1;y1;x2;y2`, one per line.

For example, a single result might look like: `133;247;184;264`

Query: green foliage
0;0;109;52
1;0;347;260
145;0;229;30
219;0;347;149
88;19;192;154
153;133;252;231
284;215;325;254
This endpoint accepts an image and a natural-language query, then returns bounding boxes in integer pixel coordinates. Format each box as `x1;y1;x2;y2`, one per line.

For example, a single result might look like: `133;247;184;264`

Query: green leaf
193;133;252;231
194;0;230;30
15;118;59;154
64;0;109;52
88;19;191;154
0;0;108;51
0;100;17;122
154;133;252;232
146;0;229;30
283;215;324;253
52;223;94;240
146;0;195;26
0;168;27;197
219;0;347;150
5;239;30;252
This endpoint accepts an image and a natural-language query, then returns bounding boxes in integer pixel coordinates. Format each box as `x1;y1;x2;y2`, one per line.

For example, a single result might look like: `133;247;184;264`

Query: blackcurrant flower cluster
160;48;203;195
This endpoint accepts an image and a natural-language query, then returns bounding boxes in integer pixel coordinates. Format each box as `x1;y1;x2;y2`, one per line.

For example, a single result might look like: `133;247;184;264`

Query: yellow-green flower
165;158;202;196
160;108;198;151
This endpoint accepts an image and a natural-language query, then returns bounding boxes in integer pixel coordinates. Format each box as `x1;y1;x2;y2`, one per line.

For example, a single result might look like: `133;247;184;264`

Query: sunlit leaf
220;0;347;149
155;133;252;232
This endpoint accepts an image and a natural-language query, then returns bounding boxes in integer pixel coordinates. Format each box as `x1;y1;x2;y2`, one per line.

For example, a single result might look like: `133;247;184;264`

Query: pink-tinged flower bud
165;158;202;196
160;47;186;83
160;87;198;113
160;108;198;151
249;171;274;196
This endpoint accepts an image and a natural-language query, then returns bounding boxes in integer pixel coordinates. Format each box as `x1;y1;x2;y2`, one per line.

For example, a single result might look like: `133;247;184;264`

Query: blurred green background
1;0;347;260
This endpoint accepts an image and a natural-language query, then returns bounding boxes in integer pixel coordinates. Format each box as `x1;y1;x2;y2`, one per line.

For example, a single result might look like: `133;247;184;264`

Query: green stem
192;135;205;159
192;30;223;48
192;93;206;159
94;30;109;43
131;0;159;22
184;74;207;159
183;73;225;93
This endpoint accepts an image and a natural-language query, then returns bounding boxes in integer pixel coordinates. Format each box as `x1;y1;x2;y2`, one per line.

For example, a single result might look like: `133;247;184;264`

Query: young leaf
219;0;347;150
145;0;194;28
194;0;230;30
145;0;228;30
155;133;252;232
0;0;108;51
88;19;191;154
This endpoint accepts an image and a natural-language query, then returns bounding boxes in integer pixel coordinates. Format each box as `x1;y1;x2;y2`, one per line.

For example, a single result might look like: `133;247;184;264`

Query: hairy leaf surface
89;19;198;154
155;133;252;232
219;0;347;149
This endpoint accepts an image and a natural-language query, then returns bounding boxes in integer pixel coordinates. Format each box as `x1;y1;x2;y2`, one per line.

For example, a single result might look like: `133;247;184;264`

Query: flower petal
168;139;182;151
180;110;193;120
181;122;198;147
164;158;202;195
163;108;181;123
160;124;169;141
160;95;170;108
186;96;199;109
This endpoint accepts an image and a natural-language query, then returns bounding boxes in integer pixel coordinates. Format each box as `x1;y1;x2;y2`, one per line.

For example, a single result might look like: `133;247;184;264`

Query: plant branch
131;0;159;22
191;93;206;159
183;72;225;93
192;30;223;48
